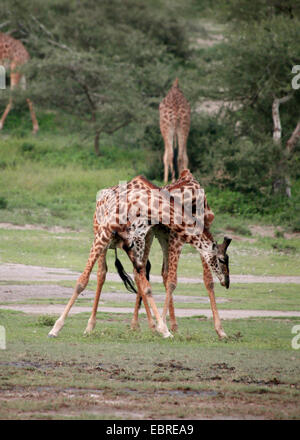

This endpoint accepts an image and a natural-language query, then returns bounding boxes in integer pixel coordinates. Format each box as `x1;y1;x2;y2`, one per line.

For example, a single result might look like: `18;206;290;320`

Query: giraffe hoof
218;331;228;339
48;332;57;338
83;329;91;336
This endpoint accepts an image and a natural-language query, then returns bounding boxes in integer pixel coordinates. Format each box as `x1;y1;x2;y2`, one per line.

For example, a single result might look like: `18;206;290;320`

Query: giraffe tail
114;249;137;293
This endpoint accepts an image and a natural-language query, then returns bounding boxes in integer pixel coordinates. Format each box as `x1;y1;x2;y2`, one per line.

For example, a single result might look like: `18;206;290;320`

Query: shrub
0;196;8;209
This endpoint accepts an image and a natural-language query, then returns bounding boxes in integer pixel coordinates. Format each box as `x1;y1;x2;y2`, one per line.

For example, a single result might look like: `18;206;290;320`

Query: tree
215;11;300;196
1;0;191;154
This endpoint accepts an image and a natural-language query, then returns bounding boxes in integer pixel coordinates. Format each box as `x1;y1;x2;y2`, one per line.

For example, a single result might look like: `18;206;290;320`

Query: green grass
1;122;300;232
0;129;154;230
0;309;299;419
1;228;299;277
1;281;299;313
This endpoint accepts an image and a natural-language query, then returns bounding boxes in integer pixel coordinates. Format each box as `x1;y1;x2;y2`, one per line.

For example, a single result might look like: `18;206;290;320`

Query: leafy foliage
1;0;191;153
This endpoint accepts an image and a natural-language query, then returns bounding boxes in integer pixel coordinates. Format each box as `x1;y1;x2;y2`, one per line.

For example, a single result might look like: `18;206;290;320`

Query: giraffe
0;32;39;133
92;170;231;339
159;78;191;183
131;226;231;339
129;169;231;339
48;177;172;339
48;171;231;339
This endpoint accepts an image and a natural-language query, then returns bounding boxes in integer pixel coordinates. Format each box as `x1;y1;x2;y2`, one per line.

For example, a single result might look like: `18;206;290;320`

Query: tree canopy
1;0;191;154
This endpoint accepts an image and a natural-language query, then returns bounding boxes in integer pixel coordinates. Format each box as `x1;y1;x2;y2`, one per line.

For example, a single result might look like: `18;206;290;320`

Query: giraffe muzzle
220;275;230;289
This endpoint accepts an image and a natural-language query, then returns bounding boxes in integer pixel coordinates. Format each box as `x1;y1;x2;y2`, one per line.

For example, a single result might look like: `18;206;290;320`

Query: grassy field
0;228;300;277
0;114;300;420
0;222;300;419
0;309;299;420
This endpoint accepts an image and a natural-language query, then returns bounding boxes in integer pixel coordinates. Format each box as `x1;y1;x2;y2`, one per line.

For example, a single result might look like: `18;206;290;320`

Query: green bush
36;315;56;327
0;196;8;209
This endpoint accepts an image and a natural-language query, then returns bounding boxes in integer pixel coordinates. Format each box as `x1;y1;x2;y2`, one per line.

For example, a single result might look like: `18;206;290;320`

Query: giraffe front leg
201;257;227;339
131;293;142;330
134;266;171;338
48;281;85;337
84;251;107;335
131;268;161;335
162;234;183;329
48;229;112;337
169;295;178;333
161;264;177;332
126;230;156;333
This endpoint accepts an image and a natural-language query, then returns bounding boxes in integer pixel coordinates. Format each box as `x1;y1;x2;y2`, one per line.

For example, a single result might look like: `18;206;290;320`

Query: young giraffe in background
0;32;38;133
159;78;191;183
48;172;231;339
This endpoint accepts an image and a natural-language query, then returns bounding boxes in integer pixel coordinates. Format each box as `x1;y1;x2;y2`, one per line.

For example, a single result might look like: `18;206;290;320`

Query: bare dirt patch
1;263;300;285
1;303;300;320
0;284;228;304
248;224;300;239
0;222;78;233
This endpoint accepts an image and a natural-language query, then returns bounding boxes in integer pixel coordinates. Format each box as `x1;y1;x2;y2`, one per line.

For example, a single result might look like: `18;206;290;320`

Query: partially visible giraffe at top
0;32;39;133
159;78;191;183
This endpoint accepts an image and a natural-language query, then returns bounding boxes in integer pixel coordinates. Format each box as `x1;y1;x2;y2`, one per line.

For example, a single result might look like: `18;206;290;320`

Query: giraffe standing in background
159;78;191;183
0;32;39;133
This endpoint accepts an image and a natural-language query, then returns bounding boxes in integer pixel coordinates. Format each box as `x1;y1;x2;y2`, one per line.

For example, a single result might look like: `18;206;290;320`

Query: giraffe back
159;79;191;136
0;33;30;68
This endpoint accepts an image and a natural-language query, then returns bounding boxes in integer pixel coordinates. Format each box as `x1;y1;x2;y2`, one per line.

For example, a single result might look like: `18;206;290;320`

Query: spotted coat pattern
0;32;38;133
159;78;191;183
49;171;231;339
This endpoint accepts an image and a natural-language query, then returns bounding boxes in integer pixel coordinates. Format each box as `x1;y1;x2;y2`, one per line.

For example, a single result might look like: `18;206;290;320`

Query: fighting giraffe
130;170;231;339
48;171;231;339
48;177;172;339
0;32;38;133
160;78;191;183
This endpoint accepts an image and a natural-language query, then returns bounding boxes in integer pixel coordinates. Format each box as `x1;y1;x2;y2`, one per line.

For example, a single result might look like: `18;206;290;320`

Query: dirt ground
1;262;300;284
1;263;300;319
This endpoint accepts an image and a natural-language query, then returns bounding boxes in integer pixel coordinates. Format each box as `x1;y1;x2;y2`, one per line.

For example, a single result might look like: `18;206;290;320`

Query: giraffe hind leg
26;98;39;134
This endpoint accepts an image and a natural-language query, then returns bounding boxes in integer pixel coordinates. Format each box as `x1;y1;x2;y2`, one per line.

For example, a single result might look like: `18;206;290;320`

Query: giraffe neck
190;228;215;255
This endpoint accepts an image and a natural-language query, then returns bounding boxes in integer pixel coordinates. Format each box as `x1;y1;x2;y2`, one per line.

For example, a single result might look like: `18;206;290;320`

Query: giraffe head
117;222;147;271
201;237;232;288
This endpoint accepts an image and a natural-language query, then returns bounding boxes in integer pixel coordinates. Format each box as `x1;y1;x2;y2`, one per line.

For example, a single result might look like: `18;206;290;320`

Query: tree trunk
286;120;300;154
271;95;292;197
94;130;101;156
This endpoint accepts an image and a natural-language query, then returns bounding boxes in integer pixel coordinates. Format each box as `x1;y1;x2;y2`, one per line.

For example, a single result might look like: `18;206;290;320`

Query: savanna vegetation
0;0;299;231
